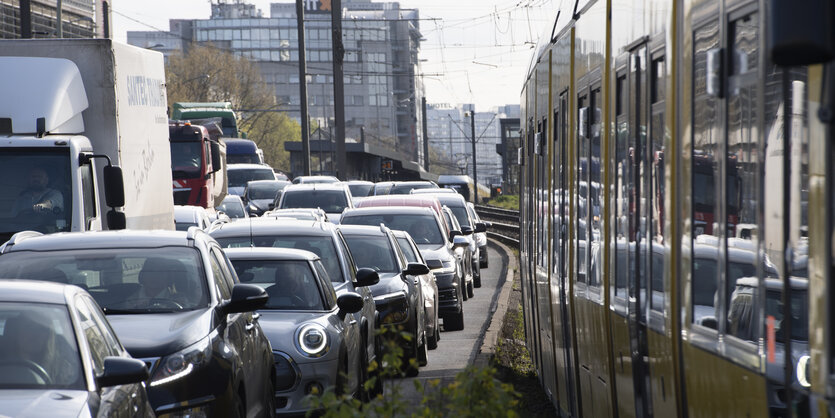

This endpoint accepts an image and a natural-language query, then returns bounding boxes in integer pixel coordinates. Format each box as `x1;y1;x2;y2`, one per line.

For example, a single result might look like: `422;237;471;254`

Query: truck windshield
0;149;72;242
170;141;203;179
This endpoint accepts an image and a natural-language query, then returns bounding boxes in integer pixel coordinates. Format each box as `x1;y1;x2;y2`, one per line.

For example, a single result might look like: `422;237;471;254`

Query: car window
0;302;83;389
229;259;326;310
0;248;209;314
228;168;275;188
313;261;337;309
343;235;399;273
217;198;246;218
448;205;471;228
280;190;349;213
79;295;122;356
341;214;444;245
209;251;233;300
75;295;121;377
216;235;344;283
396;237;420;263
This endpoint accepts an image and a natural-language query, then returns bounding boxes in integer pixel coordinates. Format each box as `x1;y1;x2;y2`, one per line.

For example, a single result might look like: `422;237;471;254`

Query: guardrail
474;205;519;247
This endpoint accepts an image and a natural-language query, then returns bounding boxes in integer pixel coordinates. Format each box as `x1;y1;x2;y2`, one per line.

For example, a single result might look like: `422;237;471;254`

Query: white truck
0;39;174;243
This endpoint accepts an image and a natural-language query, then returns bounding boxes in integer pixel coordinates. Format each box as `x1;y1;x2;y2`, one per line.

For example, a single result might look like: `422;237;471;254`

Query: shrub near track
305;327;520;417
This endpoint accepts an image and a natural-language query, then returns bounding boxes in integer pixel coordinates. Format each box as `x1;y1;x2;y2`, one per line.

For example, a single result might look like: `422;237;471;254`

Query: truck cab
169;122;223;208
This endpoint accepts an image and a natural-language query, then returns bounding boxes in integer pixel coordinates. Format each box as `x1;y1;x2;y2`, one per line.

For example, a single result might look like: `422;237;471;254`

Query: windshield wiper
102;308;144;314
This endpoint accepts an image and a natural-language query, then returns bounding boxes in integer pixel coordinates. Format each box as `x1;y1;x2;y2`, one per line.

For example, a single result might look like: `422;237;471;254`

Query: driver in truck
14;168;63;216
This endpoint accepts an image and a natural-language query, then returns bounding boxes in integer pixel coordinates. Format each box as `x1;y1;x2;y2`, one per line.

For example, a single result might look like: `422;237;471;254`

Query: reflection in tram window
614;73;629;300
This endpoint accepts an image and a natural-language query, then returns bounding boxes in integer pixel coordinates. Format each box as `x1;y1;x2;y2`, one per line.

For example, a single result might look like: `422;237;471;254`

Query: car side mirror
461;226;474;235
452;236;469;249
222;283;268;315
475;222;488;233
97;357;149;388
268;203;275;210
107;210;126;230
337;292;364;319
448;230;461;241
403;262;430;276
355;267;380;287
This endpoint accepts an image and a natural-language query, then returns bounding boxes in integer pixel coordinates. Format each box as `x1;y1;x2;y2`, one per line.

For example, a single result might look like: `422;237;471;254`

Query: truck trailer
0;39;174;242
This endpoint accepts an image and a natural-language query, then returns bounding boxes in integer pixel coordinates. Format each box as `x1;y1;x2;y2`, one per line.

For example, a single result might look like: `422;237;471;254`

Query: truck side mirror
769;0;834;66
107;210;126;230
103;166;125;208
210;141;222;174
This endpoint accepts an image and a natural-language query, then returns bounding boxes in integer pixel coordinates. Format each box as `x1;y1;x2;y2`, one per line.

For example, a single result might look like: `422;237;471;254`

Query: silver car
391;230;440;350
223;248;369;414
0;280;153;418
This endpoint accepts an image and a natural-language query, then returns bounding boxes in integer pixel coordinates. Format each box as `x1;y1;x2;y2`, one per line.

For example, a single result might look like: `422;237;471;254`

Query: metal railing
474;205;519;247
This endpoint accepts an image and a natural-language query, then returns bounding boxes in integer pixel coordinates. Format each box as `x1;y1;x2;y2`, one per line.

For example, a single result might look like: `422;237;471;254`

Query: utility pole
331;0;347;179
422;97;429;171
296;0;311;176
56;0;62;37
20;0;32;38
468;111;478;203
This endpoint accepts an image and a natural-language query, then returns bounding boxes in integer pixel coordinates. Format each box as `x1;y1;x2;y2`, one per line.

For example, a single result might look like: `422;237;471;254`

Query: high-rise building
127;0;426;166
1;0;98;39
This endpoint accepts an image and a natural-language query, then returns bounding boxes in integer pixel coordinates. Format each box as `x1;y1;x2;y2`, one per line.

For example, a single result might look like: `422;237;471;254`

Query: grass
487;195;519;211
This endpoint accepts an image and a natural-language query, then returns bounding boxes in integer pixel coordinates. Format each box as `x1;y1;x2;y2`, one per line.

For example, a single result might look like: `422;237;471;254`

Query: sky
112;0;558;110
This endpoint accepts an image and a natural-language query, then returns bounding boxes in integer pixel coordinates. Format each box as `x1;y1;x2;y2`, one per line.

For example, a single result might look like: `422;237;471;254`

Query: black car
0;280;154;418
0;229;275;418
340;206;469;331
338;224;430;375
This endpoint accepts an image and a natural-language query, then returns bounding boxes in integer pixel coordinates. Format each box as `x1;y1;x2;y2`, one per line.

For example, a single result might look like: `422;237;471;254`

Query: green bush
305;327;519;417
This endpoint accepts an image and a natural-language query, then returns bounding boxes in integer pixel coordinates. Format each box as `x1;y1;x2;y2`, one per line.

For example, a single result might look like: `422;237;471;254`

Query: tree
165;43;299;171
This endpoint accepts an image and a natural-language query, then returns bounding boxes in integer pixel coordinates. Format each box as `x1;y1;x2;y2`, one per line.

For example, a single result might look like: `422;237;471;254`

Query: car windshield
216;235;344;283
342;214;444;245
389;183;436;194
227;154;260;164
280;190;348;213
228;168;275;188
447;205;471;227
230;260;326;310
175;221;197;231
343;235;399;273
217;198;246;218
348;184;374;197
0;303;84;390
247;183;285;200
170;141;203;179
396;237;419;263
0;148;73;243
0;248;209;314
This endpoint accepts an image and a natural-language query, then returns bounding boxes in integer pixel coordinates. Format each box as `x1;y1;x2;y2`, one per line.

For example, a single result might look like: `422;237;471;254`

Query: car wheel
461;276;469;301
417;329;428;367
474;271;482;288
467;280;474;299
335;351;349;396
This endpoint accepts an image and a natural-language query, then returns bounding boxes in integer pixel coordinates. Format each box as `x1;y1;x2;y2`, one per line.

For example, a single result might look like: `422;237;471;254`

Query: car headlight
374;292;410;325
151;334;213;387
296;323;329;358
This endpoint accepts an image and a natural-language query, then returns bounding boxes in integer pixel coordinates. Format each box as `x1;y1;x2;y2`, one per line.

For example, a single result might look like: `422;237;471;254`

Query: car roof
283;183;348;192
0;280;77;304
174;205;207;222
246;180;289;186
223;247;320;261
342;206;437;217
431;194;468;206
228;163;273;171
221;194;244;203
1;230;198;253
210;219;336;238
338;224;391;237
346;180;374;185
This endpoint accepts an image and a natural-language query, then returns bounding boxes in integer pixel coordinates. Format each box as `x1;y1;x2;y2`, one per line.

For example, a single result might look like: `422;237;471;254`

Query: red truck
169;122;226;208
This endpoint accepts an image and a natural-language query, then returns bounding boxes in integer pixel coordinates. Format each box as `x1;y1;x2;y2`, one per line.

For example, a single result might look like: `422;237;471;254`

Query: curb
473;238;517;368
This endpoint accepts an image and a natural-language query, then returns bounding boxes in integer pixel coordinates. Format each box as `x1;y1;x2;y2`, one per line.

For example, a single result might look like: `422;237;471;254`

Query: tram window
577;95;588;285
614;71;629;300
650;53;666;313
691;20;721;326
589;86;602;290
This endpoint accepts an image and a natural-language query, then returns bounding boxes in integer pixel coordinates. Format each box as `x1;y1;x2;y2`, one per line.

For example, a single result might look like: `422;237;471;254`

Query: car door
74;294;151;418
335;231;376;363
208;247;257;409
314;259;359;391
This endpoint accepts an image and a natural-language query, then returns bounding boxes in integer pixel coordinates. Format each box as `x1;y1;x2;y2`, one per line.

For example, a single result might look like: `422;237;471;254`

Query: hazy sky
112;0;558;110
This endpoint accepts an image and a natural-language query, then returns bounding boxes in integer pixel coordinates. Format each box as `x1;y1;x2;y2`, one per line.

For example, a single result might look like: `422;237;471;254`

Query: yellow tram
519;0;833;416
